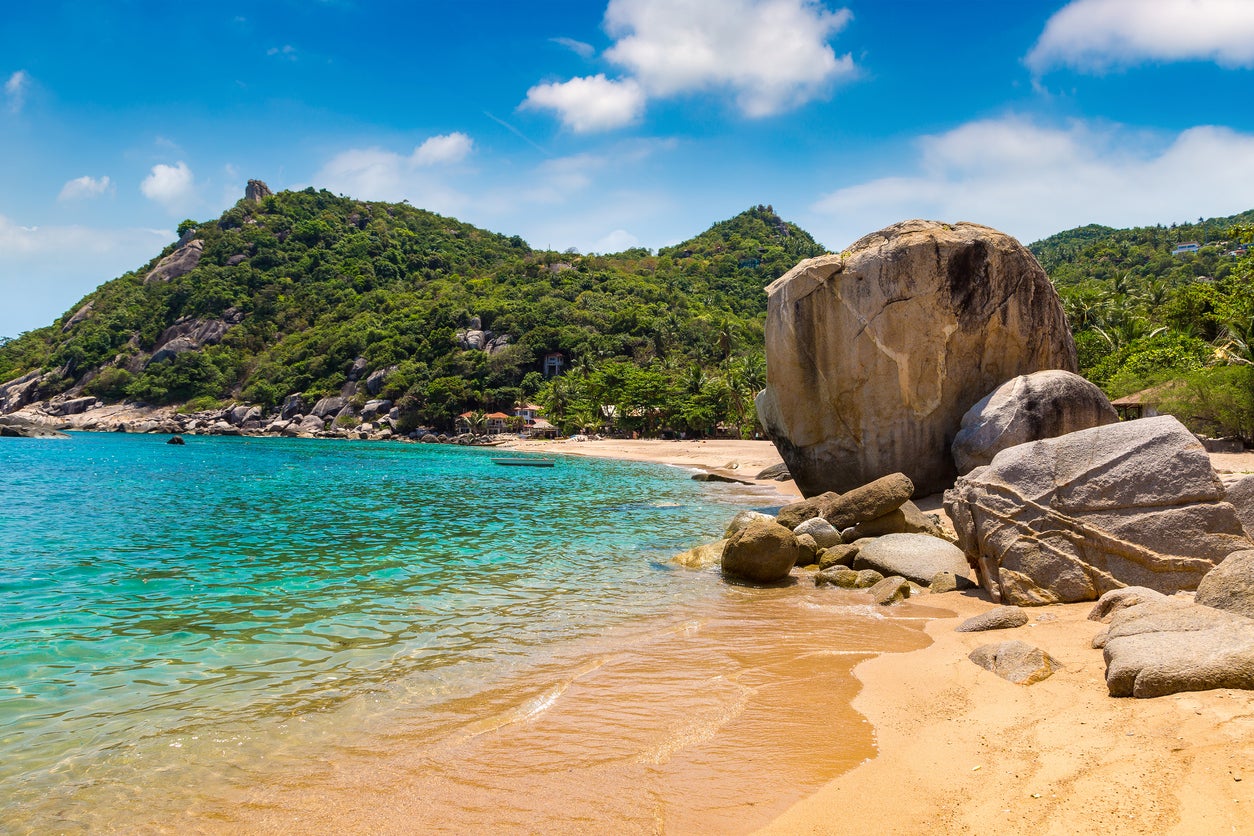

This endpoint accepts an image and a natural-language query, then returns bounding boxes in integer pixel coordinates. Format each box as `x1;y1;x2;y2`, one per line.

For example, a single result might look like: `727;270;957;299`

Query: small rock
969;641;1061;685
795;533;820;566
1087;587;1169;623
166;435;185;445
869;575;912;605
794;516;844;548
819;544;859;570
721;519;799;584
929;571;977;594
956;606;1029;633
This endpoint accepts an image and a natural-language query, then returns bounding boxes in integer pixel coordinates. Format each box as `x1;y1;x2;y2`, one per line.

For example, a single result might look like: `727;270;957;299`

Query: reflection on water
0;434;935;833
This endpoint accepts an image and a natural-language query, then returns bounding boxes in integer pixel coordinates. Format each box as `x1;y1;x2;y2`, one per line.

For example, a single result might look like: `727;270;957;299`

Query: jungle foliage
0;191;823;436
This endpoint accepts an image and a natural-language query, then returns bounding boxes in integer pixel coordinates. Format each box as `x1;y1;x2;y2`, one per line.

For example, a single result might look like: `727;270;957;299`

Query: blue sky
4;0;1254;339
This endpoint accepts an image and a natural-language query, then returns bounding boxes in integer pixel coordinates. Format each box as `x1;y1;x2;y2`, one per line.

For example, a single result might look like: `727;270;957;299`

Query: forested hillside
0;190;823;436
1030;211;1254;440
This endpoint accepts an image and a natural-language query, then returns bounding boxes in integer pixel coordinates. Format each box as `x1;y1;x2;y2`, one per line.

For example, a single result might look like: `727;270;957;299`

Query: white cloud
551;36;596;59
1027;0;1254;73
412;132;474;166
809;117;1254;249
141;162;197;214
591;228;639;253
0;217;169;338
312;142;470;213
603;0;855;116
522;74;646;133
5;70;29;113
58;175;112;201
267;44;298;61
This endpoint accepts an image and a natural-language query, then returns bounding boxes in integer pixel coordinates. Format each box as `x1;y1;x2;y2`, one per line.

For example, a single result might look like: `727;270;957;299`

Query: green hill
0;188;823;436
1030;211;1254;441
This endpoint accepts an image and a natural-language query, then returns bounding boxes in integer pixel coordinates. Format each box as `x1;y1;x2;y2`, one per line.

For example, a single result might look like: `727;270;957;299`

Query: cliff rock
757;220;1075;496
145;238;204;284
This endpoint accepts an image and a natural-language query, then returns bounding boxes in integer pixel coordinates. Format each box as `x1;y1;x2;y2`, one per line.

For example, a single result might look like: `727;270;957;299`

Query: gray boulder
956;606;1029;632
280;394;305;420
720;519;799;584
969;641;1061;685
775;492;839;530
952;370;1119;475
296;414;325;434
145;238;204;283
823;472;914;529
945;415;1254;605
846;500;943;540
1225;475;1254;537
852;533;971;586
756;221;1076;497
311;396;347;419
0;416;69;439
0;370;44;412
793;516;844;548
755;463;792;481
1196;550;1254;619
1100;598;1254;697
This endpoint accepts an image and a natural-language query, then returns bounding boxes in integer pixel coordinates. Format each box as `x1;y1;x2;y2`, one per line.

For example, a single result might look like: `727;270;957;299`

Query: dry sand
502;440;1254;835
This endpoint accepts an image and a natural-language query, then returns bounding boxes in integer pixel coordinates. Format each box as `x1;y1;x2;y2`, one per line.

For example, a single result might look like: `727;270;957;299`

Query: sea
0;433;937;834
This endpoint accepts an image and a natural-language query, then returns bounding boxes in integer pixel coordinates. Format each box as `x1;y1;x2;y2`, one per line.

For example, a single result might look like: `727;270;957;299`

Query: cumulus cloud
312;135;475;213
604;0;855;116
58;175;112;201
809;117;1254;249
0;217;169;338
591;228;639;253
522;74;646;133
5;70;29;113
1027;0;1254;73
141;162;197;214
412;132;474;165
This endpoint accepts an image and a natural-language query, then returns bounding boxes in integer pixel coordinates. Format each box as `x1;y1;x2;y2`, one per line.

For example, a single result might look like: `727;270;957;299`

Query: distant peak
245;180;273;204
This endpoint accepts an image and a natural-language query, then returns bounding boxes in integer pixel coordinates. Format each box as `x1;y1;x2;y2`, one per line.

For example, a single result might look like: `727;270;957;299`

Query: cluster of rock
453;316;511;355
0;353;502;444
675;471;976;607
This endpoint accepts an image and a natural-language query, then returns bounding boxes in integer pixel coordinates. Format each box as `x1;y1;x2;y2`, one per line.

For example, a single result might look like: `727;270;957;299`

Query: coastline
757;592;1254;835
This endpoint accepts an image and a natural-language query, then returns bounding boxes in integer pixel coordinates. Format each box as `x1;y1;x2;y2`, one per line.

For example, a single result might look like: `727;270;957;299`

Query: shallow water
0;433;936;833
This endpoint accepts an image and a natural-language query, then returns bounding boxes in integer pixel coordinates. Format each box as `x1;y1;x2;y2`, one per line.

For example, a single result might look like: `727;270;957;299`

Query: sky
4;0;1254;339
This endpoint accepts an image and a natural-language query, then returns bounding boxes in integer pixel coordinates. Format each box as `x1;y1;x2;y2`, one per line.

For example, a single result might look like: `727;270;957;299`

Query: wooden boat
491;457;556;468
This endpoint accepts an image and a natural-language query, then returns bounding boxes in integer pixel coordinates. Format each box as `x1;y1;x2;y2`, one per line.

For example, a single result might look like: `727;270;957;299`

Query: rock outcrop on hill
946;416;1254;605
757;220;1076;497
144;238;204;284
952;369;1118;475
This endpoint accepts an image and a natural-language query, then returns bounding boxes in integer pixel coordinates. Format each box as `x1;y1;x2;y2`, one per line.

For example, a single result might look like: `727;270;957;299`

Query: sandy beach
505;439;1254;835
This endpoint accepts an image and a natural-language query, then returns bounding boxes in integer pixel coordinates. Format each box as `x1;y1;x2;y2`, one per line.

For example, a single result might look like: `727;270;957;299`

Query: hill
1029;211;1254;440
0;187;824;437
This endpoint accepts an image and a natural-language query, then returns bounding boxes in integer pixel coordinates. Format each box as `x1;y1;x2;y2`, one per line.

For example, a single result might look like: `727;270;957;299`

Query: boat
491;457;556;468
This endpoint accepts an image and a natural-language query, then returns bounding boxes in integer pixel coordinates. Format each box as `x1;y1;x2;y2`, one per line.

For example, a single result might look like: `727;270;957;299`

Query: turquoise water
0;433;784;828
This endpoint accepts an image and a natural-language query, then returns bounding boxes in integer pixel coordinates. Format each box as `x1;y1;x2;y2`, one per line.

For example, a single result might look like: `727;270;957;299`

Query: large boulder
946;415;1254;606
1195;550;1254;619
852;533;971;585
757;221;1076;497
147;317;233;366
145;238;204;283
720;519;799;584
1098;598;1254;697
951;370;1118;475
